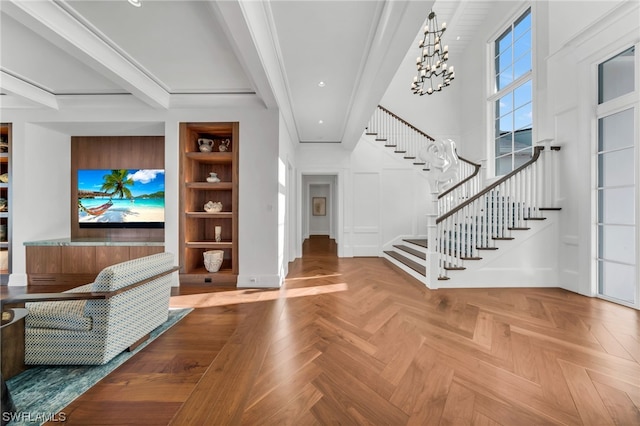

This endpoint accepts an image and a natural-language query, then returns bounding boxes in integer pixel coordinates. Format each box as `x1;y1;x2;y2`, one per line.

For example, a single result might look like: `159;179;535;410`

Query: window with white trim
596;45;637;307
491;8;532;176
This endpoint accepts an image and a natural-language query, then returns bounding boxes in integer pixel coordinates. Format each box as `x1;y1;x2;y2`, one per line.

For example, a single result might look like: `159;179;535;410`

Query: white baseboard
237;274;283;288
8;273;28;286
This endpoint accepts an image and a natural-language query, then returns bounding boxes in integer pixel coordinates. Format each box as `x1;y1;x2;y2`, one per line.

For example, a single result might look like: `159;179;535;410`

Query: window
598;46;635;104
596;46;637;306
491;8;532;176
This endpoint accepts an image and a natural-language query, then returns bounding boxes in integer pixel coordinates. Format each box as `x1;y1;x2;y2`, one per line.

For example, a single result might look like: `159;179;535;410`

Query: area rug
5;308;192;426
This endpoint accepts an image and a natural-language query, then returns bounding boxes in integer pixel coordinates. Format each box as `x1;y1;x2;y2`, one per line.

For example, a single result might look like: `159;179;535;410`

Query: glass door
596;46;638;307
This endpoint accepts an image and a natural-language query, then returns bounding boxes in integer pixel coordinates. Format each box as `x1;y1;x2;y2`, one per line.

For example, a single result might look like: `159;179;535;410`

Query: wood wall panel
25;246;61;273
95;246;130;271
26;245;165;285
70;136;164;240
129;246;164;259
62;246;96;274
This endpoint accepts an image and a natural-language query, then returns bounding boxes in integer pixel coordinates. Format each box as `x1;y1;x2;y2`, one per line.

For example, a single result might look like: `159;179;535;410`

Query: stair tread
393;245;426;260
384;251;426;276
539;207;561;211
403;239;428;248
524;217;547;220
508;227;530;230
492;237;515;240
376;138;387;141
444;265;466;271
476;246;498;250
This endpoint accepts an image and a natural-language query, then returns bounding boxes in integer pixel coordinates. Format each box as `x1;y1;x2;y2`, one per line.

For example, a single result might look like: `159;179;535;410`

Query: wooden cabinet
0;124;10;284
179;122;238;284
26;245;164;286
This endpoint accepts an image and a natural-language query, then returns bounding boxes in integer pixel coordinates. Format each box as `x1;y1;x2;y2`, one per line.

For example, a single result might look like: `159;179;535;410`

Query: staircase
366;105;561;288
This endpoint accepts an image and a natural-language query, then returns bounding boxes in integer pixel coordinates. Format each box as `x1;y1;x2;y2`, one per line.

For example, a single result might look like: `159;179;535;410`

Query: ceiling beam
0;70;59;109
209;0;300;144
340;0;433;151
2;0;170;109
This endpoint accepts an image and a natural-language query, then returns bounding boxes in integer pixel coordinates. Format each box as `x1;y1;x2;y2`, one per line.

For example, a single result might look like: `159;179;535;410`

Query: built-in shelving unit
0;123;10;284
179;122;238;284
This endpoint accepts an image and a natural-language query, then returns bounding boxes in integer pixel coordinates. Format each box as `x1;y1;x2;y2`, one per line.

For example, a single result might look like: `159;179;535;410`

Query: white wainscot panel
352;173;380;228
381;169;415;245
352;173;380;256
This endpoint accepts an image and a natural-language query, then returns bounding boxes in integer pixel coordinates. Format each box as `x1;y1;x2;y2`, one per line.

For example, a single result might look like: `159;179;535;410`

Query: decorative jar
203;250;224;272
206;172;220;183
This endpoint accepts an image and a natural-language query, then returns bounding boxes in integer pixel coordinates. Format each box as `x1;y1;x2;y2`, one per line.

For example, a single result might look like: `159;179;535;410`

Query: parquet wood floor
12;236;640;425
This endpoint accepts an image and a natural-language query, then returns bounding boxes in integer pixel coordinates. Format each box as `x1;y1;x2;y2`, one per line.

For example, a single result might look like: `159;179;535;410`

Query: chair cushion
25;283;93;331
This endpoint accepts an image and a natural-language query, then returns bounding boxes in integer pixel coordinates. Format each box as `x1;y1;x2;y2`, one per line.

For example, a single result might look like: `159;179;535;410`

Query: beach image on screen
78;169;165;224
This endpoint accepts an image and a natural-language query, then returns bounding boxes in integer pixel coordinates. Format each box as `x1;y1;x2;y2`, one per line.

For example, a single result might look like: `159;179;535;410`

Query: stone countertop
24;238;164;247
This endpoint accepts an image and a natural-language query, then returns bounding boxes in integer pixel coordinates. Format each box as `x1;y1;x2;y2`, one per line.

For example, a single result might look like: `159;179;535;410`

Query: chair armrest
1;292;108;307
1;308;28;328
0;266;180;308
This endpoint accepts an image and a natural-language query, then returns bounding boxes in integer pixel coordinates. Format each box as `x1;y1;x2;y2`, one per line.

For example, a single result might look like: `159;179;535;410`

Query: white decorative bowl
204;201;222;212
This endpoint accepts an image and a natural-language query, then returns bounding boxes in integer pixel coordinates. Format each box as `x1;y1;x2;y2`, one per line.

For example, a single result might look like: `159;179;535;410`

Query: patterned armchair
20;252;178;365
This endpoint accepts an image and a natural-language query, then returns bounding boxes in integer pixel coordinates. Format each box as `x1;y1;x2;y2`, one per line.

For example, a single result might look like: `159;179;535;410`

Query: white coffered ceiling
0;0;491;147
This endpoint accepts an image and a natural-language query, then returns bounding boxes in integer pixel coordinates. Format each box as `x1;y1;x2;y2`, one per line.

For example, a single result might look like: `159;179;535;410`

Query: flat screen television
77;169;165;228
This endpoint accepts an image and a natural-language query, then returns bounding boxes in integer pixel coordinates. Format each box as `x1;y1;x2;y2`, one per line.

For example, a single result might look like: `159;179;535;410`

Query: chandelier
411;11;455;95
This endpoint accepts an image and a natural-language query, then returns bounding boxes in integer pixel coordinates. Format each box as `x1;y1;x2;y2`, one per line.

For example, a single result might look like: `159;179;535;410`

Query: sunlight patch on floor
170;282;349;308
285;273;342;281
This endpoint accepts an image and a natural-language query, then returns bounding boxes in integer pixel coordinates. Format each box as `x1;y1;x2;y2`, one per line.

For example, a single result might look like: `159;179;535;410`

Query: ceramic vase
203;250;224;272
198;138;214;152
206;172;220;183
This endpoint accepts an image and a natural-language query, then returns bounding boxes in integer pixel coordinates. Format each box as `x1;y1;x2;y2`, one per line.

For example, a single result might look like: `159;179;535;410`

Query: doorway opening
301;174;339;258
302;235;338;257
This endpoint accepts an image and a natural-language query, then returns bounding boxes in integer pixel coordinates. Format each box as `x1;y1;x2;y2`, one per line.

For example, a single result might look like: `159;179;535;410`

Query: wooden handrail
436;146;544;224
438;160;482;199
377;105;436;141
375;105;480;172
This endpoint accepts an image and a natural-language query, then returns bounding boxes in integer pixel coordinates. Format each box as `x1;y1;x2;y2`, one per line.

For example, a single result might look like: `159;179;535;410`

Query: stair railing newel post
537;139;554;208
426;182;441;287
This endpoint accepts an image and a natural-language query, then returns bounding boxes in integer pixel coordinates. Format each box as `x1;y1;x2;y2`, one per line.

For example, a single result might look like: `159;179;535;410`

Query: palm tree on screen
101;169;134;199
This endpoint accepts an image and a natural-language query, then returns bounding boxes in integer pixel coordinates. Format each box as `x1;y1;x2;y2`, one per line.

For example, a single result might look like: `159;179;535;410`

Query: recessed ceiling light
318;81;326;87
318;120;324;124
456;36;461;40
128;0;142;7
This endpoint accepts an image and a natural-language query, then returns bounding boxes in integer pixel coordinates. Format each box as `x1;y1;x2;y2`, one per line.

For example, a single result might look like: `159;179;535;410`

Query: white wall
8;123;71;285
308;182;331;236
2;104;282;288
548;1;629;56
297;135;430;257
278;112;298;281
